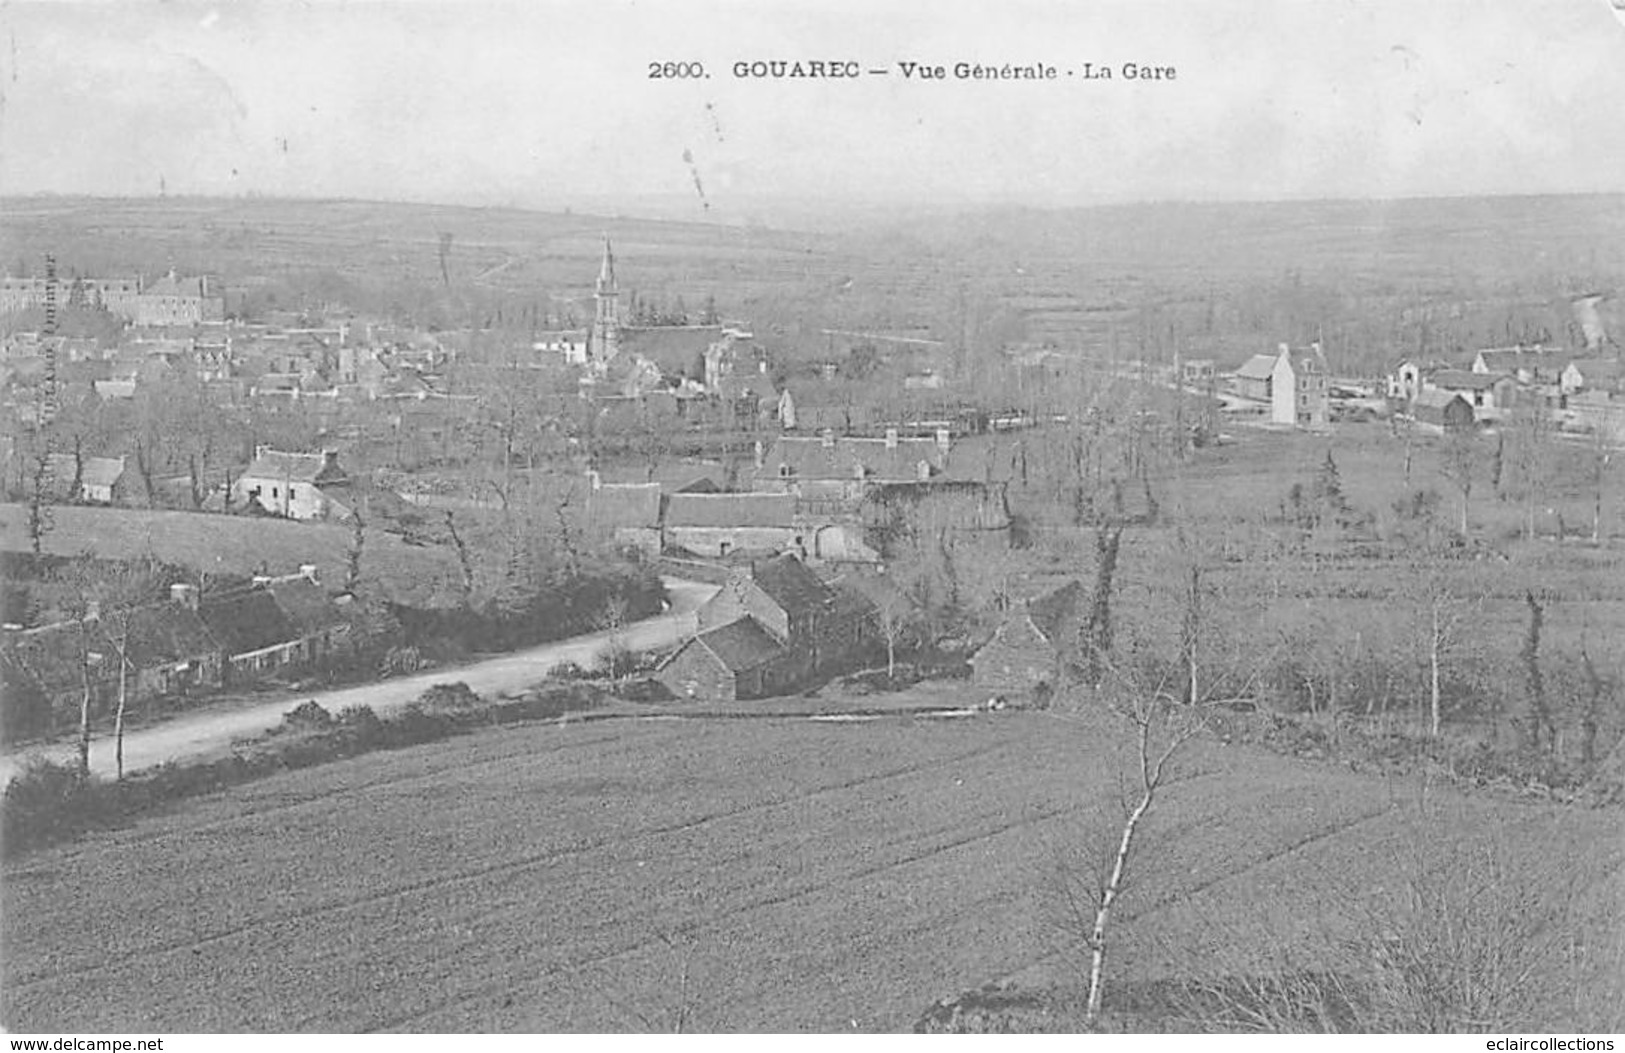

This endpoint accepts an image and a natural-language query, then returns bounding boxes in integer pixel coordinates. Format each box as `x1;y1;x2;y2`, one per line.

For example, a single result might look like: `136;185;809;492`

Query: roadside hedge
2;679;604;859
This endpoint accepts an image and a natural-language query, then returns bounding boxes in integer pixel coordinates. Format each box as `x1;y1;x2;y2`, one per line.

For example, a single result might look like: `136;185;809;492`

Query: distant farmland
3;710;1619;1032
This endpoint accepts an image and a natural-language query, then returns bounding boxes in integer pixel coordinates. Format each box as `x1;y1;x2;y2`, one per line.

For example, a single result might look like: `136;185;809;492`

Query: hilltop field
3;704;1620;1033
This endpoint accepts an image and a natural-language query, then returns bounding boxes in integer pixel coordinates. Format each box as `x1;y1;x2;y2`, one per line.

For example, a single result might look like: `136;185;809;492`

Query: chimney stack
884;427;898;449
820;428;835;449
935;427;951;451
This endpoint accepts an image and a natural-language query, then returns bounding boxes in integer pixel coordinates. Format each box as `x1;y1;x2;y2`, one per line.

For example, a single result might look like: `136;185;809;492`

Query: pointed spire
597;234;616;291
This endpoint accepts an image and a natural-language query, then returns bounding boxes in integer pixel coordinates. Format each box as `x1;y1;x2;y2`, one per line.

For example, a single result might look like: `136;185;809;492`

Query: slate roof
664;492;795;528
1429;369;1504;391
761;435;947;483
716;371;778;403
619;326;726;379
1235;353;1279;380
1565;358;1624;383
120;603;220;667
1027;580;1085;644
46;455;125;490
265;578;346;634
242;449;347;485
694;617;784;672
3;602;218;695
199;588;298;657
142;273;210;298
748;553;834;616
1291;345;1329;374
587;483;662;530
1476;350;1565;376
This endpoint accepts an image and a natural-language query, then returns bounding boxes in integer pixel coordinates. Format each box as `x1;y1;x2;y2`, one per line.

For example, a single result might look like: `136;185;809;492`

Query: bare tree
1409;561;1481;738
872;589;917;680
443;510;476;610
1438;427;1478;538
1079;673;1211;1026
56;556;162;780
596;595;631;683
1589;426;1614;545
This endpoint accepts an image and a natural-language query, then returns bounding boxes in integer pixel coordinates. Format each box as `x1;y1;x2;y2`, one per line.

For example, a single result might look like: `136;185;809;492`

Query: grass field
0;503;464;607
4;705;1619;1032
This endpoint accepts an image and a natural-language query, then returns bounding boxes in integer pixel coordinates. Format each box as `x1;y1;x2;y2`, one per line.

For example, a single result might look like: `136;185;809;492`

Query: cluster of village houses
1;565;371;731
3;248;1621;712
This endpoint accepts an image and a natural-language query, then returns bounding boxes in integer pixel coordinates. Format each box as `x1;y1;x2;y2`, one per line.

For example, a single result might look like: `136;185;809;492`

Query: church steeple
591;234;620;365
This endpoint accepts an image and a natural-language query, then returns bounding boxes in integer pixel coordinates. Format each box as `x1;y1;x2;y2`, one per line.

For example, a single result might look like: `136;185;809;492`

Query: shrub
1;760;122;857
280;699;334;732
382;703;453;746
414;682;482;712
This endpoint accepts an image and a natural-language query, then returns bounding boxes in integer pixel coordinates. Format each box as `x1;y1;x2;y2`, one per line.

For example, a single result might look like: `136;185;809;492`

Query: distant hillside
5;192;1619;371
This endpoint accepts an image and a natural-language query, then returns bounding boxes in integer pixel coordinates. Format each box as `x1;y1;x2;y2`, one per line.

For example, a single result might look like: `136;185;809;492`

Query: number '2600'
649;61;705;78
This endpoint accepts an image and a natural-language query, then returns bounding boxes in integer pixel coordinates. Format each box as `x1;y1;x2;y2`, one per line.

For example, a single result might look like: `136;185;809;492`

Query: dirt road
0;578;716;786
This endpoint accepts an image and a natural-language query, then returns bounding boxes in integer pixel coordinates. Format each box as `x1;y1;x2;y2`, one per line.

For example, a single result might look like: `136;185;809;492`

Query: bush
2;760;121;857
414;682;482;712
280;700;334;732
382;703;453;746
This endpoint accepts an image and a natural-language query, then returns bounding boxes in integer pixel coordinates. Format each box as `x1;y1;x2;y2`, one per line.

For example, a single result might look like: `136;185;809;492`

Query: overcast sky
2;0;1623;214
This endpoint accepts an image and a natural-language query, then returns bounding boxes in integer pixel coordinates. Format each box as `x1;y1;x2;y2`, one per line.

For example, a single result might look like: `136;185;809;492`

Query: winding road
0;577;717;786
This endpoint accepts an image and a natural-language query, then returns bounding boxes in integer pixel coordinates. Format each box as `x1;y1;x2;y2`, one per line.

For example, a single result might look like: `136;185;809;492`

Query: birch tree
1077;674;1210;1026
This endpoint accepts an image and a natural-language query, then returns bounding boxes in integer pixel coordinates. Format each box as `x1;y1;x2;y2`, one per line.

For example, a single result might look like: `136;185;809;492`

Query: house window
288;487;297;501
778;464;791;477
272;487;279;498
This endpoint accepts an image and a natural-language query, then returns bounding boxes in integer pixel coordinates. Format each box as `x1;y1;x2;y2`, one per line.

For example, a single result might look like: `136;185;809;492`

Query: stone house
969;580;1084;696
1235;343;1329;426
46;454;131;505
233;447;351;521
662;492;803;559
1;585;224;728
657;554;877;701
754;429;952;516
1560;358;1624;396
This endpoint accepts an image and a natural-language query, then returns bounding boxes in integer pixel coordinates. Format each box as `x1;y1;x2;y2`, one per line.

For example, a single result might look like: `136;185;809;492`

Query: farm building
1;587;225;733
655;617;801;702
662;492;802;559
1181;358;1217;384
658;553;877;701
261;571;357;666
233;447;352;521
753;430;952;515
1233;353;1278;403
46;454;131;505
585;479;662;558
1423;370;1521;414
1411;389;1475;432
1560;358;1624;396
1471;347;1570;385
969;580;1083;697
